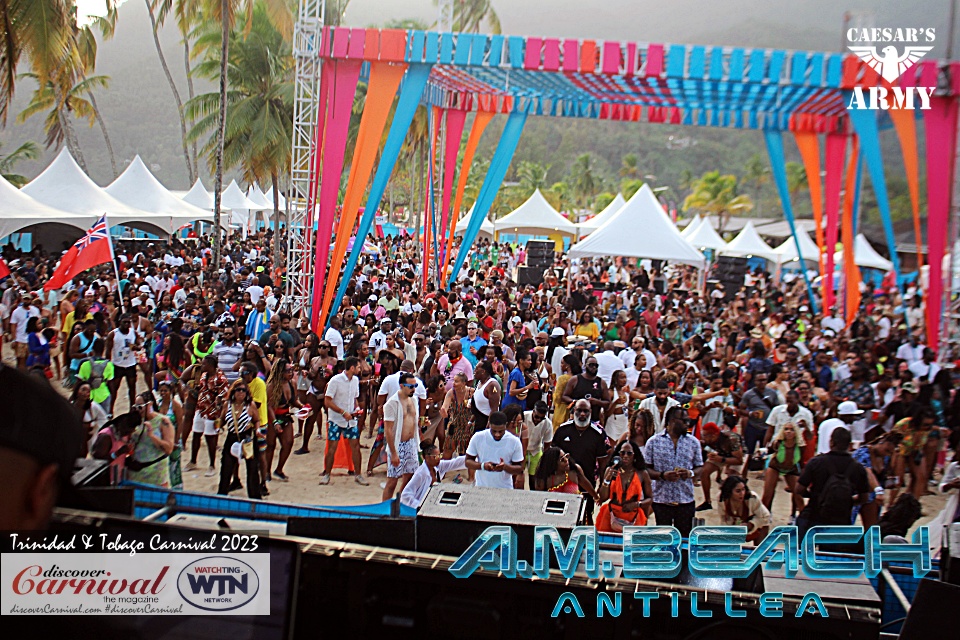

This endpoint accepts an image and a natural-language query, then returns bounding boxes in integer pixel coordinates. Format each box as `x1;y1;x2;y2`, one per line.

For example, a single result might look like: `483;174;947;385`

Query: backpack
816;456;857;524
82;358;109;390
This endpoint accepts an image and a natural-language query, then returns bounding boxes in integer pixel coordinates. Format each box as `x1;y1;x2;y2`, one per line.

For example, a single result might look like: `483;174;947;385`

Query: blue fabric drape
327;63;432;325
764;130;819;313
447;109;529;287
845;100;902;279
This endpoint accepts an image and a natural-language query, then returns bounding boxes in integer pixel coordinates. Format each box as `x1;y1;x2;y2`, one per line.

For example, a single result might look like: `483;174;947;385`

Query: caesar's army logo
846;27;936;110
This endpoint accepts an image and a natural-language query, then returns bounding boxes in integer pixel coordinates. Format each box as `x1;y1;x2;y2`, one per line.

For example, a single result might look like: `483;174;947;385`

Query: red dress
596;470;648;532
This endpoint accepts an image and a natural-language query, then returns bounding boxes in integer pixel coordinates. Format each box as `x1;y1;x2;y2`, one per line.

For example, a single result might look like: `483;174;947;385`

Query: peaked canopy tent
220;180;262;229
21;149;175;236
775;226;821;264
679;214;703;237
454;207;494;237
286;25;959;346
835;233;894;272
105;156;220;232
179;179;222;211
576;193;626;235
0;176;93;245
569;184;705;267
720;220;780;263
494;189;577;238
684;216;727;252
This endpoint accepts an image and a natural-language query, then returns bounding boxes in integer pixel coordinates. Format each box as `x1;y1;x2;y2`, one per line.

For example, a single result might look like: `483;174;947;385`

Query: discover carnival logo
846;27;936;110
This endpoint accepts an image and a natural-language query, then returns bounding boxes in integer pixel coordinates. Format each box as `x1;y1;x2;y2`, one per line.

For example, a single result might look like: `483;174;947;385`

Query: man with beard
644;405;703;539
638;380;681;435
465;411;524;489
561;356;610;424
554;399;610;523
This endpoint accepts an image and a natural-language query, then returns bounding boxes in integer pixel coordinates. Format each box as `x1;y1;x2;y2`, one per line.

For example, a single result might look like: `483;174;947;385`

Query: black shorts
114;364;137;381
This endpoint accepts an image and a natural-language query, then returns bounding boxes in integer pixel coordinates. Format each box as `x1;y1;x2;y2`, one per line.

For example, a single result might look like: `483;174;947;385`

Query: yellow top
248;376;269;427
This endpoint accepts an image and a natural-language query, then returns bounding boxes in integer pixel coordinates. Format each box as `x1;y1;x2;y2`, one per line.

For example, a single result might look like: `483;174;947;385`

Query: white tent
684;216;727;251
180;179;217;210
247;184;272;209
835;234;893;271
568;184;706;267
720;220;780;262
221;180;260;211
105;156;218;231
576;193;626;235
0;176;91;238
454;207;495;238
775;227;821;264
679;213;703;237
21;149;173;234
494;189;577;236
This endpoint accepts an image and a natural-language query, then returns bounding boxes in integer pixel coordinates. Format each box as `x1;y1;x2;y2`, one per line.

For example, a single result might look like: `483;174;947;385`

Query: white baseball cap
837;401;863;416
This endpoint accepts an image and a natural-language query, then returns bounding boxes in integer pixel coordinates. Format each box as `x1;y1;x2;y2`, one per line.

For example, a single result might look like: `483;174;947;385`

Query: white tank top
473;378;495;416
111;327;137;367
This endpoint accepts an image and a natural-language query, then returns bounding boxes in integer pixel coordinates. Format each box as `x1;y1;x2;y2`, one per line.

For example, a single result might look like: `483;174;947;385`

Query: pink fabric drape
309;59;362;328
824;133;848;311
440;109;468;268
923;96;959;351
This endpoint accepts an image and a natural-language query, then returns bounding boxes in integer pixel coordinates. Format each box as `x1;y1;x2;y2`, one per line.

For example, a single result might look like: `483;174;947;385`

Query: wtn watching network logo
846;27;936;110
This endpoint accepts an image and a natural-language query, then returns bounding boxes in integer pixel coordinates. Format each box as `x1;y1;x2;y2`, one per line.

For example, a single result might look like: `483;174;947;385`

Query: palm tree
434;0;501;33
515;160;550;197
187;2;293;266
17;71;110;172
73;4;120;177
0;0;73;125
568;153;600;212
743;153;770;217
682;170;753;234
620;177;644;200
198;0;292;268
619;153;640;179
147;0;197;183
785;161;807;199
544;180;572;213
0;141;40;186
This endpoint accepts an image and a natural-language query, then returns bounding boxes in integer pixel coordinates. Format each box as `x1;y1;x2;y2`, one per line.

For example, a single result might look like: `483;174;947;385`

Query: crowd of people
1;227;958;545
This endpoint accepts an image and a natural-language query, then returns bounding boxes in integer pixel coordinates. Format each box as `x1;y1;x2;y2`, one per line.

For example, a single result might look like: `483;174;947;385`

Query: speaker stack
713;256;748;299
526;240;555;269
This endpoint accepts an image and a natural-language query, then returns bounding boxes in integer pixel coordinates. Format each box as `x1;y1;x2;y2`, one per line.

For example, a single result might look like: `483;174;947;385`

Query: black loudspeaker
714;256;748;299
415;484;583;561
517;265;544;286
525;239;554;258
896;578;960;638
287;515;416;550
72;458;111;487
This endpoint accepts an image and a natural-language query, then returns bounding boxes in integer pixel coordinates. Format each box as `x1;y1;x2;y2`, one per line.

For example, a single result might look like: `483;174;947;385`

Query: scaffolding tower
285;0;325;319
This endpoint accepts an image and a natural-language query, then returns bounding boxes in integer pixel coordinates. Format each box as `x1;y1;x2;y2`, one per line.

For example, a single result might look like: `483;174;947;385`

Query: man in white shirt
908;348;941;384
524;402;553;486
246;282;265;305
324;315;345;360
895;336;925;367
639;381;680;435
763;390;815;447
595;341;625;386
465;411;524;489
368;318;392;356
619;336;656;371
320;356;368;486
9;293;40;370
820;310;845;335
816;401;862;454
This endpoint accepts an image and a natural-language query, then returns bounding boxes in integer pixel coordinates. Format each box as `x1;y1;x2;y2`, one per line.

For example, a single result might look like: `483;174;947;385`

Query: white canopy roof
105;156;217;231
577;193;626;234
180;179;216;210
775;227;821;264
679;213;703;237
455;207;495;237
221;180;260;211
835;233;893;271
246;184;272;209
21;149;170;231
684;216;728;251
568;184;706;267
494;189;577;236
720;220;780;262
0;176;91;238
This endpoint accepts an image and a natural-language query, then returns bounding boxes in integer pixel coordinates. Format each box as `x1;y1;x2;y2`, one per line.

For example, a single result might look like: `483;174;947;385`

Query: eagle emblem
848;45;934;83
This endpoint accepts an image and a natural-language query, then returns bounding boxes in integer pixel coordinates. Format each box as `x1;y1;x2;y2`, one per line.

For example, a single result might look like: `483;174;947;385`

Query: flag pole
105;214;124;314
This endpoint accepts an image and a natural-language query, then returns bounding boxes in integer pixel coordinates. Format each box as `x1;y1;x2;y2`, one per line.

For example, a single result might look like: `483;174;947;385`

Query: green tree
682;170;753;233
0;141;41;187
544;180;572;213
568;153;600;212
515;160;550;196
619;153;640;179
743;153;770;217
593;192;615;213
786;161;807;198
187;2;293;266
0;0;73;125
435;0;501;33
621;178;644;200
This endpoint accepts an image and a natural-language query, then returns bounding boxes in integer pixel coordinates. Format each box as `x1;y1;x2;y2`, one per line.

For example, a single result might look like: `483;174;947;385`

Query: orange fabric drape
842;138;862;327
793;131;825;275
889;107;924;269
441;111;495;282
318;61;407;328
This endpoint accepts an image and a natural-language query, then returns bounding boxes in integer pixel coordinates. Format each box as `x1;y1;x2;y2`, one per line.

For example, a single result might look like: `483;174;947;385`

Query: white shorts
387;438;419;478
192;415;218;436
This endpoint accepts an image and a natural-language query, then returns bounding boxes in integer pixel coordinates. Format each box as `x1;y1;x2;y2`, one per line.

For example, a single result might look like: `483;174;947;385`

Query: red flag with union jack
44;214;114;291
0;257;10;281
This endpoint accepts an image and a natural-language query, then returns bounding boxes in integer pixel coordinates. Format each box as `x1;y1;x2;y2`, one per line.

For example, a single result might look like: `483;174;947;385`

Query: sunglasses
401;383;417;389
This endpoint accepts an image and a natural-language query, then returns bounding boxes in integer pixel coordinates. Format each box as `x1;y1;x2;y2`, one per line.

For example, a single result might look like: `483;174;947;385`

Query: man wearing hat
360;294;386;322
816;401;863;455
0;365;85;529
368;317;393;357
